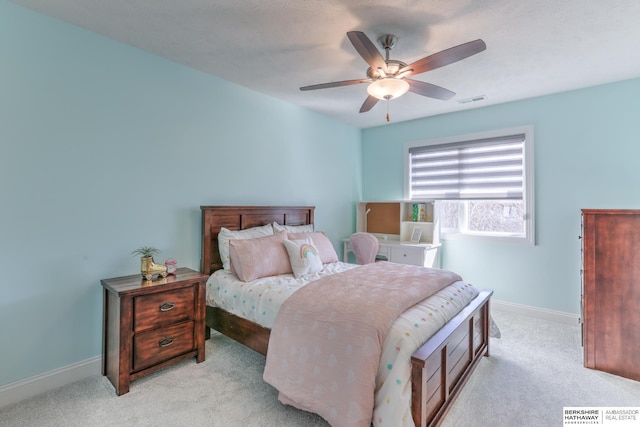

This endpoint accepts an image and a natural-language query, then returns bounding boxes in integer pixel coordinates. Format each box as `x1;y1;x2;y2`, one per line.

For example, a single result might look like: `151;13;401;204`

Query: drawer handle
159;337;174;348
159;302;175;312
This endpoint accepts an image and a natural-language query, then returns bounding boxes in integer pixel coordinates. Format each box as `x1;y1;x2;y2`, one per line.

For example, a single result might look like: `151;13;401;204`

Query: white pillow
218;224;274;271
283;238;323;278
287;231;339;264
273;222;314;233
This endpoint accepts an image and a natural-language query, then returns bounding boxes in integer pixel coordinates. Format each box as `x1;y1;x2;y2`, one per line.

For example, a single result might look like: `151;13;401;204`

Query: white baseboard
492;299;580;325
0;356;102;408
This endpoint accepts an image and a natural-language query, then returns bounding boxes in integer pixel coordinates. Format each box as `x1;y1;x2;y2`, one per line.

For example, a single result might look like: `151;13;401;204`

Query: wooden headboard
200;205;315;275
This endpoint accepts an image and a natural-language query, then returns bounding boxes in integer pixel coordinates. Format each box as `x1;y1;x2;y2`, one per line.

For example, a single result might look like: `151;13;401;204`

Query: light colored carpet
1;307;639;427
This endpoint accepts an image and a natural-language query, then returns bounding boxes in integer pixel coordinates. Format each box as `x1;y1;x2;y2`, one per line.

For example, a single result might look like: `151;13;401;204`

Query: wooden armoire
581;209;640;381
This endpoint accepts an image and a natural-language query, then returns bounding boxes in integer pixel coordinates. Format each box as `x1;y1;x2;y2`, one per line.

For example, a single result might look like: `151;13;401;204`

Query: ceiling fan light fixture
367;78;410;100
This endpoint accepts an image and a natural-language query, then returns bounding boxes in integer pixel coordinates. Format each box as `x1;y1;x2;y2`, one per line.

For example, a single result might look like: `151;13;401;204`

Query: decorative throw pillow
287;231;339;264
283;238;323;278
273;222;314;233
218;224;274;271
229;232;292;282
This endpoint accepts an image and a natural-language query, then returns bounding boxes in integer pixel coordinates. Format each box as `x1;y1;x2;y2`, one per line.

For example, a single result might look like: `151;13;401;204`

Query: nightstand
101;267;208;395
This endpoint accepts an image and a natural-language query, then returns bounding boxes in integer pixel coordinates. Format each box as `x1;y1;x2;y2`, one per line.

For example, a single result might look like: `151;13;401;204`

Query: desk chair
350;232;379;264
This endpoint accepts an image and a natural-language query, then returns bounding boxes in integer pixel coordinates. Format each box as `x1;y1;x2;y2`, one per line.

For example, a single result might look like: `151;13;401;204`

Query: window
404;126;534;244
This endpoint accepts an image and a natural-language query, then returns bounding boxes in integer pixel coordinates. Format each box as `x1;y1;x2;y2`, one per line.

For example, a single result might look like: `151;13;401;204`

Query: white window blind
409;133;526;200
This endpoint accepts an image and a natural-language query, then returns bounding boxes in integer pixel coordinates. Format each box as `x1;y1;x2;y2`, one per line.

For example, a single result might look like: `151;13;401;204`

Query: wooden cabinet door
582;209;640;381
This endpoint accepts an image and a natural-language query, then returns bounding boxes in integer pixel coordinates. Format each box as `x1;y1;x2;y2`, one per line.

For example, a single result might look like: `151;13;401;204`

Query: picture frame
410;227;422;243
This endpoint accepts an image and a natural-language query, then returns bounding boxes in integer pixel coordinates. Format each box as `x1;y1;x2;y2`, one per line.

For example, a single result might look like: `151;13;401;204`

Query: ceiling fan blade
359;95;379;113
406;79;455;100
347;31;387;73
399;39;486;77
300;78;370;91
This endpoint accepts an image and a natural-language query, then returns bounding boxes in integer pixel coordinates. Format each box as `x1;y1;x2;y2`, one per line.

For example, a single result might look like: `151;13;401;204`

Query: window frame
404;125;535;245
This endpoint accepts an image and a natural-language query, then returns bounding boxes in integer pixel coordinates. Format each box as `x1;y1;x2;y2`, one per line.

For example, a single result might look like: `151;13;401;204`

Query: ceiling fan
300;31;486;120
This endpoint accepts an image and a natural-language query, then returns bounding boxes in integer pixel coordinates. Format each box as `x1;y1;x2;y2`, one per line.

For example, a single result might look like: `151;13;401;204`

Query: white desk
343;238;441;268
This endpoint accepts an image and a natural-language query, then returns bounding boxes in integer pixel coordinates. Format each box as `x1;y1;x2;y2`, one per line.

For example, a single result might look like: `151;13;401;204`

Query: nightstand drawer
133;321;195;371
134;287;195;331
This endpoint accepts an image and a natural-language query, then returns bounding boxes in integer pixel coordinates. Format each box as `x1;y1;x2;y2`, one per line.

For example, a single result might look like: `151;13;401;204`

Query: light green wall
4;0;640;390
0;1;361;387
362;77;640;315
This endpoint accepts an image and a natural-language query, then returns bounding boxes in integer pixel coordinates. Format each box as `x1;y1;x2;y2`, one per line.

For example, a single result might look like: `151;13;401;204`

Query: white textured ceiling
11;0;640;128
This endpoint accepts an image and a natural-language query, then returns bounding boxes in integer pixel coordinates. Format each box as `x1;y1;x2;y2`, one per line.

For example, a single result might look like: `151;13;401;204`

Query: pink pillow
229;233;292;282
287;231;339;264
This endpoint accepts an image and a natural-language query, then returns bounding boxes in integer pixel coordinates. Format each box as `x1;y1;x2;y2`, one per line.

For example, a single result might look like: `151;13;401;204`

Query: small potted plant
131;246;168;280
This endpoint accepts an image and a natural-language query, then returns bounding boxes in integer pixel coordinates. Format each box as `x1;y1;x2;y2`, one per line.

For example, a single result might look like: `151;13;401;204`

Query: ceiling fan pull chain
386;100;390;122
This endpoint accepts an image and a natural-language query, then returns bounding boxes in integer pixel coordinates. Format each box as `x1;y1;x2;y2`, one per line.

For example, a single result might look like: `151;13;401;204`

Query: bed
200;205;493;427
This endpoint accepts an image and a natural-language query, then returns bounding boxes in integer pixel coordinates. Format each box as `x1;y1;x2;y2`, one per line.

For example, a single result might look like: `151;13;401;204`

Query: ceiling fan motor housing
366;60;408;79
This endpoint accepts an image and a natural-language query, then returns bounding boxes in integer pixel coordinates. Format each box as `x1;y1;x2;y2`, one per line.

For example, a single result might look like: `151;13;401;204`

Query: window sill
442;231;534;245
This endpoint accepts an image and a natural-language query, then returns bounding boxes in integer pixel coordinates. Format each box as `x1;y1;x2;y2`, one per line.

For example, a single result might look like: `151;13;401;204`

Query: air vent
457;95;487;104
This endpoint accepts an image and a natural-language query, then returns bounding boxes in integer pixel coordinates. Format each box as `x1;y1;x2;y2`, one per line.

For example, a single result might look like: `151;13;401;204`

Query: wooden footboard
411;289;492;427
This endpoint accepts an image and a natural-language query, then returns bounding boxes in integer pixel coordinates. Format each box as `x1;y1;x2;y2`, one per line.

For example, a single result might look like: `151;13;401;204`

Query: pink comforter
263;261;462;427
